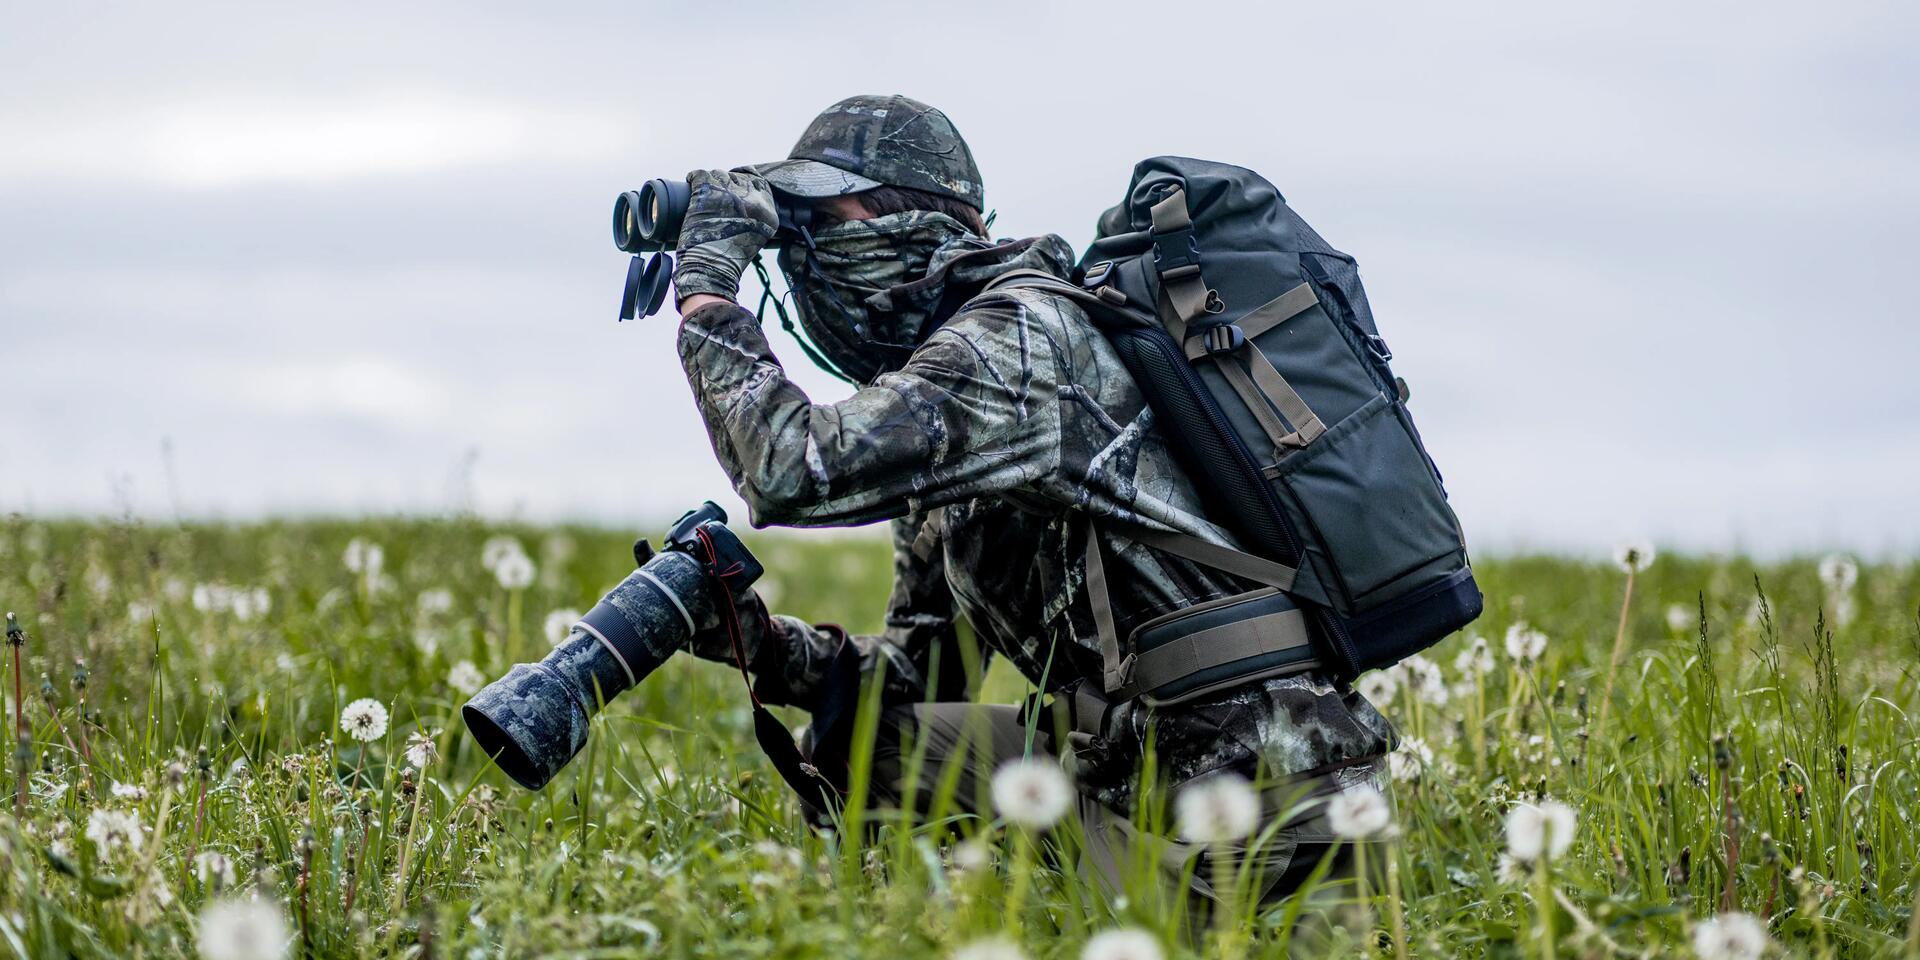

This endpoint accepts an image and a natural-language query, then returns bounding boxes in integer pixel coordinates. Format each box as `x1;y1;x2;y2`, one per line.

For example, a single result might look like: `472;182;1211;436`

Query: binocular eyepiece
612;178;693;254
461;501;762;791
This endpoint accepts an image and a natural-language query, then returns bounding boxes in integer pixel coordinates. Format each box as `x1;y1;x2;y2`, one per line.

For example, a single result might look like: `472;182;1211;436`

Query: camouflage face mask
777;210;981;384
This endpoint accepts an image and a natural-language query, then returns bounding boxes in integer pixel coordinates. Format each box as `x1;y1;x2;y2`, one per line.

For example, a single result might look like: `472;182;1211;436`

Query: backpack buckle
1081;260;1115;288
1151;226;1200;275
1198;323;1246;355
1365;333;1393;363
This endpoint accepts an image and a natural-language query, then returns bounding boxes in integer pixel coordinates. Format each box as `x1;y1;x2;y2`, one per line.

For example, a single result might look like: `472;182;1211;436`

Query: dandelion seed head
1389;738;1434;781
481;535;524;573
197;896;290;960
1817;553;1858;594
1666;603;1695;633
543;608;583;647
447;660;485;696
416;588;454;616
1504;799;1577;863
110;781;148;802
990;758;1072;829
1356;670;1397;707
1613;540;1655;573
84;808;142;860
230;587;270;623
404;731;439;770
1327;784;1393;839
196;851;237;888
339;698;389;743
1691;911;1769;960
341;539;384;576
1504;622;1548;664
951;838;993;872
1403;655;1449;706
1081;927;1164;960
1453;635;1494;674
1175;772;1261;844
493;550;535;591
952;936;1028;960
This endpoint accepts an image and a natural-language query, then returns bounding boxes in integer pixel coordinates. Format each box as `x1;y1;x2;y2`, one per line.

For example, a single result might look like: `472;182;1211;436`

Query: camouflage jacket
676;236;1392;806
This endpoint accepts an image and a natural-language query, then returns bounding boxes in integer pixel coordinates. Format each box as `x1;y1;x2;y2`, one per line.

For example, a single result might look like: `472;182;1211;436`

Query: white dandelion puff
1691;911;1769;960
339;698;389;743
1175;772;1261;844
1504;622;1548;664
447;660;485;696
341;539;384;577
1389;738;1434;781
951;838;993;872
1494;852;1525;884
493;550;535;591
481;535;524;572
1613;540;1655;573
197;896;290;960
952;937;1028;960
416;588;454;616
403;731;439;770
1403;655;1450;706
1453;635;1494;675
1666;603;1695;633
192;583;233;614
1326;784;1393;839
543;608;583;646
1817;553;1858;594
110;781;148;802
990;758;1073;829
1356;670;1397;707
85;808;142;860
230;587;271;623
1081;927;1164;960
1505;799;1577;863
195;851;237;888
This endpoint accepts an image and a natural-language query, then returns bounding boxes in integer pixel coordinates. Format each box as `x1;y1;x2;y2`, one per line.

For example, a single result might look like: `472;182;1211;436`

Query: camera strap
689;525;849;825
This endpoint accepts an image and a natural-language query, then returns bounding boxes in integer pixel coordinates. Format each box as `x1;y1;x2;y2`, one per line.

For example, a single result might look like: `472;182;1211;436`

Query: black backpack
989;157;1481;698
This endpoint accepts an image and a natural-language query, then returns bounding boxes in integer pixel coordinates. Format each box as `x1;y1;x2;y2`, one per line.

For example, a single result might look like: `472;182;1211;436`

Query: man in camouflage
670;95;1392;906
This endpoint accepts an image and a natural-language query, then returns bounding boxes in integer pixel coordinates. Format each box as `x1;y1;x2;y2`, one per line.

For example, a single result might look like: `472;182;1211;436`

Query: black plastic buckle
1198;323;1246;355
1150;226;1200;275
1081;259;1115;288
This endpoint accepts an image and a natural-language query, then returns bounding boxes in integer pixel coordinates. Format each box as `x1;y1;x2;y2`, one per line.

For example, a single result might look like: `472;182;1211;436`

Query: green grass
1;514;1917;958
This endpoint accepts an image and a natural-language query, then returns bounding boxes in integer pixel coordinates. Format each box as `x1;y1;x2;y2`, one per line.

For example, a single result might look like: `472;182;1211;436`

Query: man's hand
672;169;779;308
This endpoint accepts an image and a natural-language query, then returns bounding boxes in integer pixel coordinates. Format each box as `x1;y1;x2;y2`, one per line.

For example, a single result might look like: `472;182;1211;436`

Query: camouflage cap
745;95;984;211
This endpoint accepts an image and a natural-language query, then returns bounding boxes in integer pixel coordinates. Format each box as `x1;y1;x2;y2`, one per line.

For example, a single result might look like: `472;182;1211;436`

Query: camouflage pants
858;702;1382;915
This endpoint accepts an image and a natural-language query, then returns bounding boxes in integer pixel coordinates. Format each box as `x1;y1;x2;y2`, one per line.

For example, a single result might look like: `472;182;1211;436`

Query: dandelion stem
390;778;426;916
1595;568;1637;743
1385;838;1409;960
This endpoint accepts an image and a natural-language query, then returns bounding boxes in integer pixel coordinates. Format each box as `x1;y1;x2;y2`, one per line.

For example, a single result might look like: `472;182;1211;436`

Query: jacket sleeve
683;512;967;709
675;296;1063;527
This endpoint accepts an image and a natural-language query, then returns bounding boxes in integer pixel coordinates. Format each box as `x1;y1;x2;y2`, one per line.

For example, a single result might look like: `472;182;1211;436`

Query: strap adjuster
1196;323;1246;355
1081;259;1115;288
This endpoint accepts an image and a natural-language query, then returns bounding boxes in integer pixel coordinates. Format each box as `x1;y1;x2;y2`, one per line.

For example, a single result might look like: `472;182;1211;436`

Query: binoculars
610;178;816;321
461;501;763;791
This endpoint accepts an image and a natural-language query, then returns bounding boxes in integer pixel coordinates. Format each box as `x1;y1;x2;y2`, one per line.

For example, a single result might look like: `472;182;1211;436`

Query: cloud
0;92;634;187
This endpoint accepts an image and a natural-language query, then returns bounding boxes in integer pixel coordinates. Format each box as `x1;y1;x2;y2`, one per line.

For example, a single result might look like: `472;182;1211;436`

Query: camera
461;501;762;790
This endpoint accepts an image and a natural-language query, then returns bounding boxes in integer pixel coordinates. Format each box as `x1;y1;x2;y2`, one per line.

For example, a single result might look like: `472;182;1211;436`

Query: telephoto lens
461;502;761;790
611;178;692;253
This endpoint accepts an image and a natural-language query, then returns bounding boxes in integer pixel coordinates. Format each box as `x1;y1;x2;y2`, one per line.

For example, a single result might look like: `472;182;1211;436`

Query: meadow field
0;514;1915;958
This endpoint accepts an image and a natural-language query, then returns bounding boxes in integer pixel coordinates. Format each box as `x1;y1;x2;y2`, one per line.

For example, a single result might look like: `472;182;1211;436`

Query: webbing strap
1112;519;1299;592
1148;187;1214;332
1241;347;1327;447
1215;355;1302;452
1082;521;1129;693
1122;607;1313;696
1183;283;1319;359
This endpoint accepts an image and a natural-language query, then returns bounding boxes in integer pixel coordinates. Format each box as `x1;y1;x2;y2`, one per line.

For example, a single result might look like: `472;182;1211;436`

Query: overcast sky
3;0;1915;557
